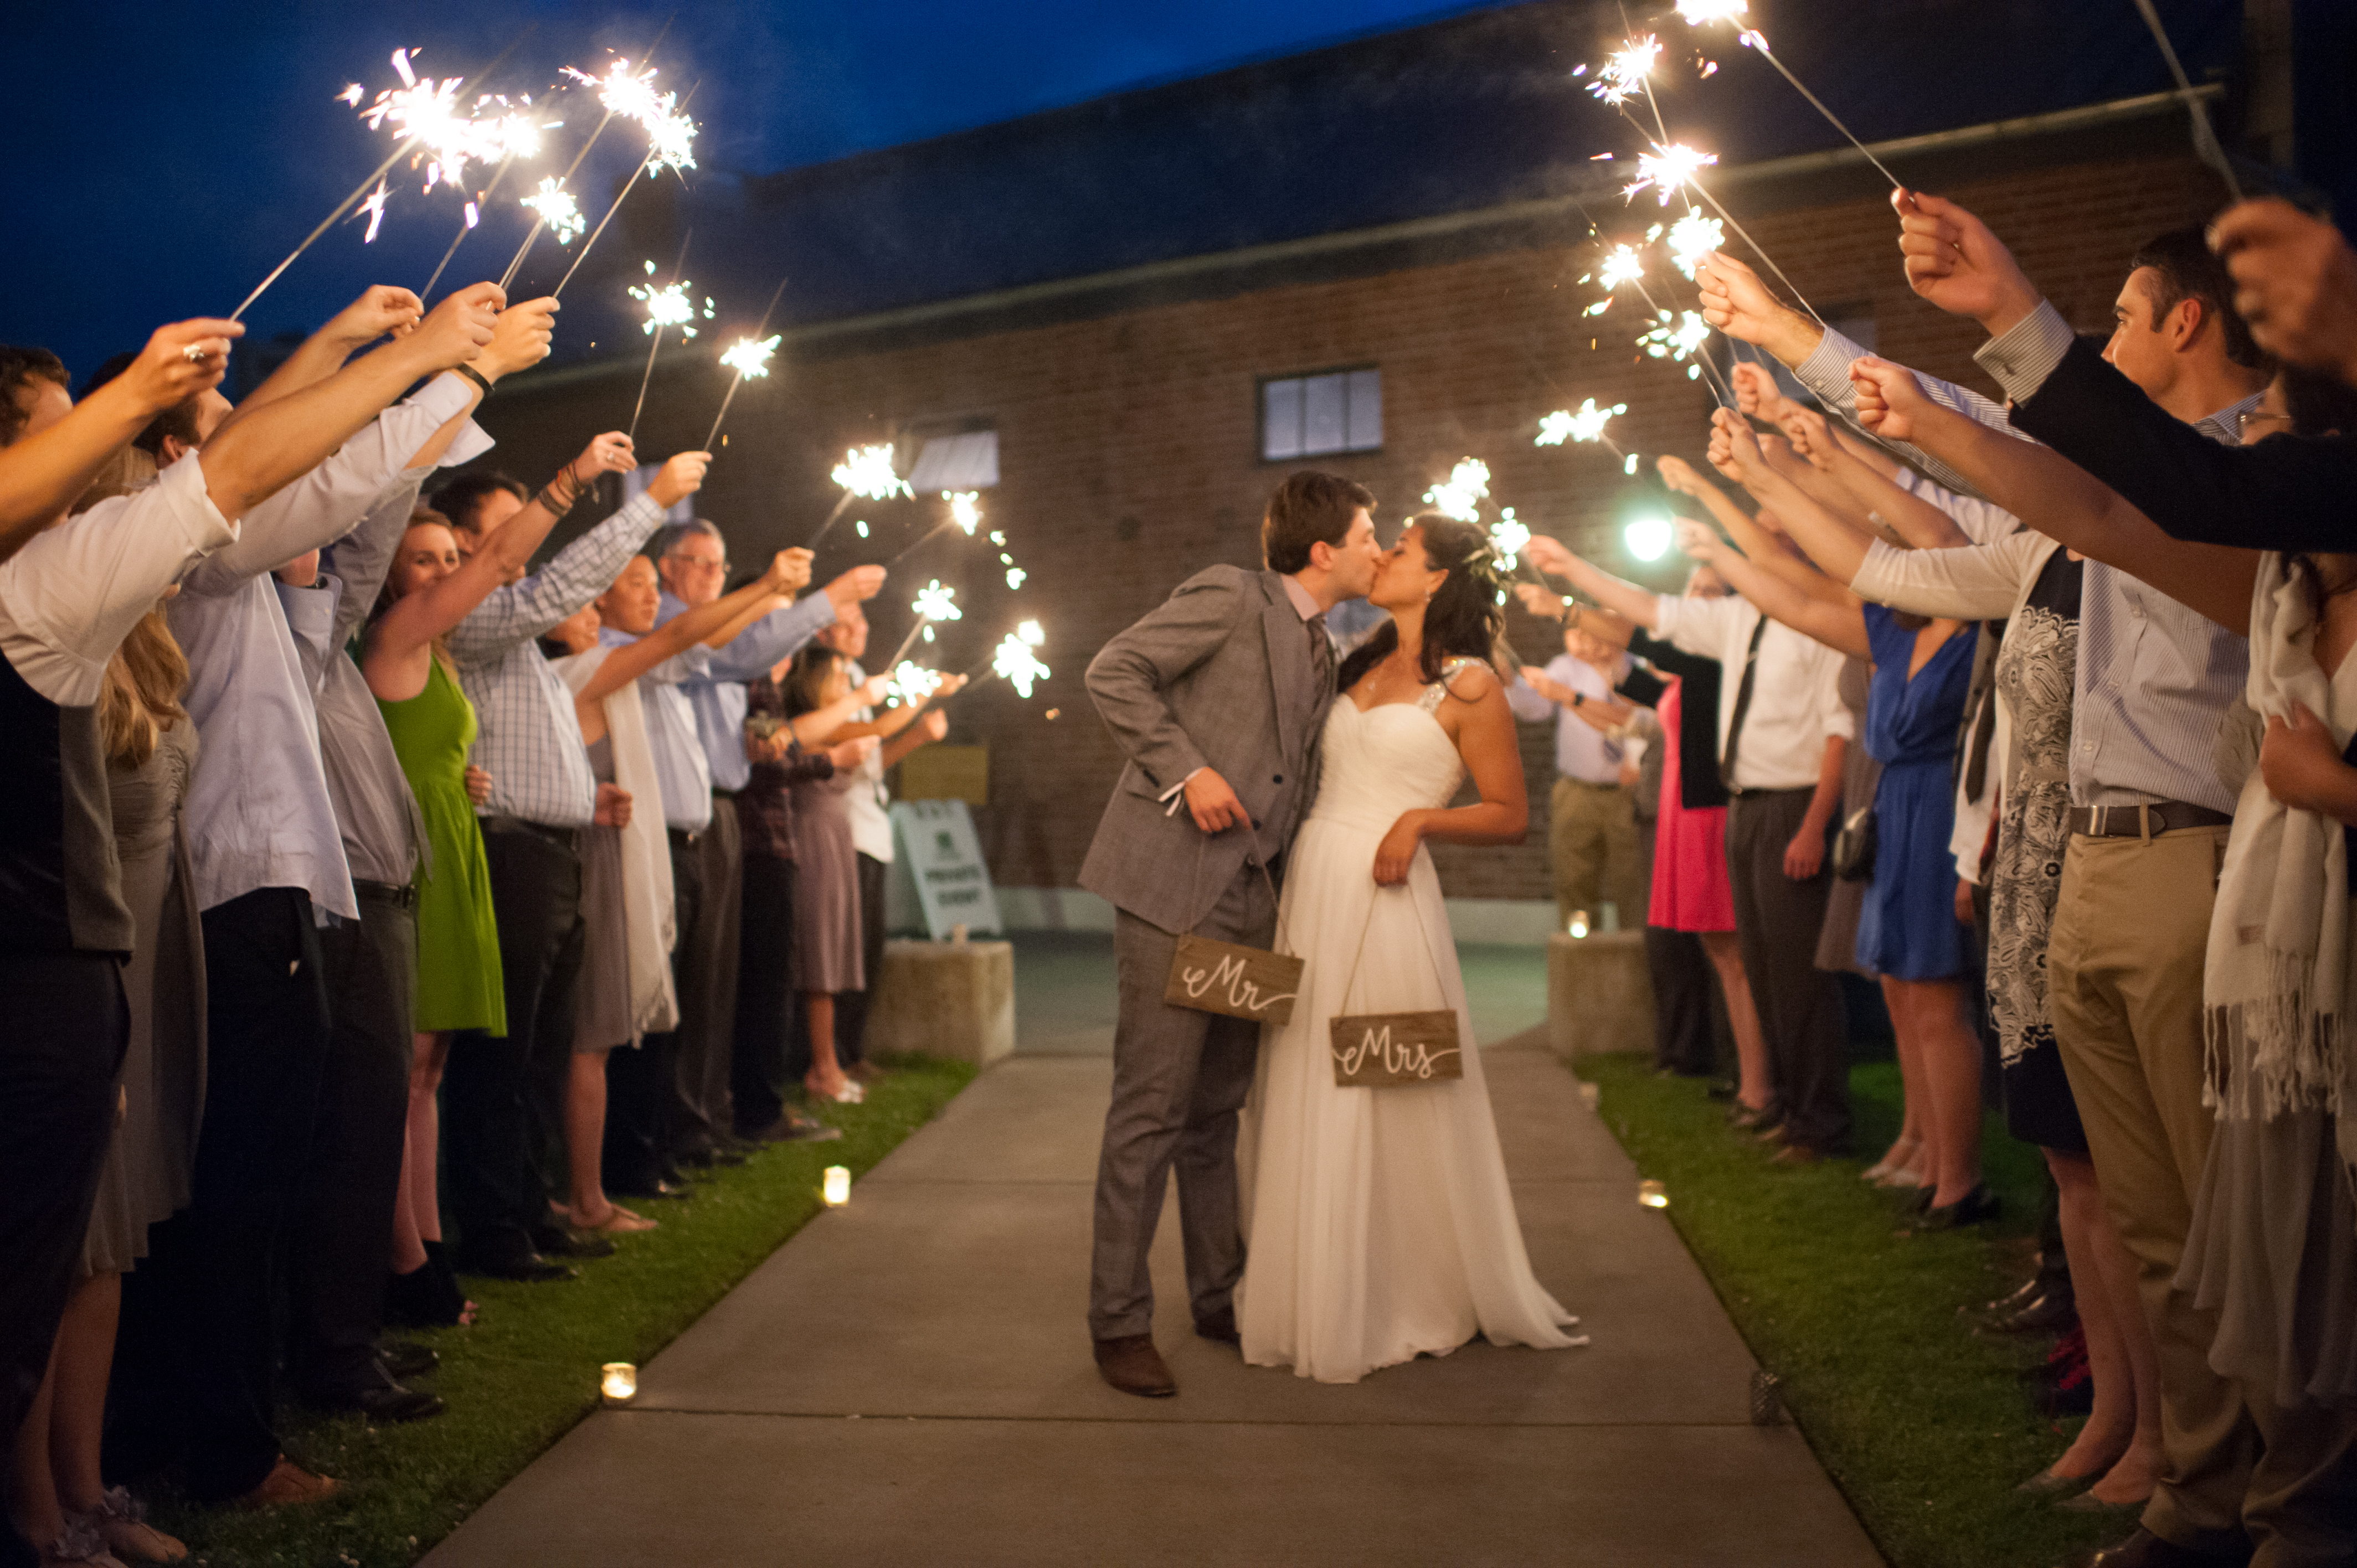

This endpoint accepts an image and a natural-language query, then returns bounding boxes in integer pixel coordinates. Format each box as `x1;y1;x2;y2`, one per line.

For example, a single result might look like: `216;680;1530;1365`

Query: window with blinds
1260;368;1381;462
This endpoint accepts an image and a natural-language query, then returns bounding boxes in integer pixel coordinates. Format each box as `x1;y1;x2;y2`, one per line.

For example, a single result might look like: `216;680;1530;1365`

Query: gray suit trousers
1089;863;1277;1340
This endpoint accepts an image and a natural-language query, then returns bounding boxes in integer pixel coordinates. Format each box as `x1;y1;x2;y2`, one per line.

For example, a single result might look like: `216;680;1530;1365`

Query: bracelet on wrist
453;363;493;399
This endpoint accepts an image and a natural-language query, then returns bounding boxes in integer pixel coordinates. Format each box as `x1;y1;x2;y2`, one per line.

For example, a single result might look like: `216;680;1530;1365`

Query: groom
1078;470;1382;1397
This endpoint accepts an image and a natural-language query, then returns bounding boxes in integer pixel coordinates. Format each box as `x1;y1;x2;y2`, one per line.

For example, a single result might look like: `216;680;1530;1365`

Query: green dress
378;656;507;1034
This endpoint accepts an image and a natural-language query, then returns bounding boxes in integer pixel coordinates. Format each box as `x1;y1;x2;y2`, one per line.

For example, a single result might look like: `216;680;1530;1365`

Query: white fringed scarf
555;648;679;1041
2204;552;2357;1148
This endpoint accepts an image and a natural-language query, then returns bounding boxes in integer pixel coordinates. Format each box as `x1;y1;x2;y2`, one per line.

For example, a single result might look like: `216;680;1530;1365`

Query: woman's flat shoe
1861;1141;1921;1183
578;1204;657;1234
1873;1164;1928;1190
2015;1466;2088;1498
1917;1183;2001;1231
807;1079;863;1105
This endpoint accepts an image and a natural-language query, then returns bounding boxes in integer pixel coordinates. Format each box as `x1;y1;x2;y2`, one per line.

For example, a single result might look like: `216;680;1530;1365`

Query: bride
1237;511;1584;1383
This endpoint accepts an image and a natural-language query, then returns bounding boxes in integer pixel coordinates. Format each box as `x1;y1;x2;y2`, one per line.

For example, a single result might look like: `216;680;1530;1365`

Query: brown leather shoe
234;1456;341;1510
1093;1334;1177;1397
1194;1306;1240;1346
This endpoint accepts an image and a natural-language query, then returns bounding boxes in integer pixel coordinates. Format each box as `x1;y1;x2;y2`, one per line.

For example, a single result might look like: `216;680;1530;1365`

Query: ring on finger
182;344;210;364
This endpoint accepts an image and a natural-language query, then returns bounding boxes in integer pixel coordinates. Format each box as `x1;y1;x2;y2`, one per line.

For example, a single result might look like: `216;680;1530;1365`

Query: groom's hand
1183;768;1248;834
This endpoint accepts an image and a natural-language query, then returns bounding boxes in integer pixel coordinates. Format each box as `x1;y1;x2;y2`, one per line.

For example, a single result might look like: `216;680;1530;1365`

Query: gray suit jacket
1079;566;1332;936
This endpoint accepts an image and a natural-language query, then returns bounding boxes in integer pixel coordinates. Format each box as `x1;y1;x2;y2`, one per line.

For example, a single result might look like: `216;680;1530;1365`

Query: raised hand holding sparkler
1891;189;2042;333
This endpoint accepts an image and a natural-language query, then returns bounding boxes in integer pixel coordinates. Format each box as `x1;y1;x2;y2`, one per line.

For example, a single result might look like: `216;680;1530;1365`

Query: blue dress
1855;605;1975;981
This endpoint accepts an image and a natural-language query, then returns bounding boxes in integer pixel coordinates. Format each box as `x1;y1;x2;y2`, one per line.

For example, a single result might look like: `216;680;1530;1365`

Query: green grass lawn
1576;1053;2123;1568
150;1056;975;1568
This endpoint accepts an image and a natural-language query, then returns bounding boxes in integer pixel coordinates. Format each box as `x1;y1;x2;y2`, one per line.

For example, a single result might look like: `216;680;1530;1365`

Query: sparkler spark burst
1005;567;1028;590
718;334;781;379
359;180;391;244
992;633;1051;698
912;581;963;623
629;277;711;337
1674;0;1748;25
520;178;584;244
563;58;697;177
1598;244;1646;290
1638;310;1714;363
1536;399;1628;447
1624;144;1719;205
337;83;364;106
1423;458;1491;523
884;662;944;706
1491;508;1533;570
945;491;982;534
831;444;913;501
1668;212;1726;279
1588;35;1661;106
1018;620;1044;647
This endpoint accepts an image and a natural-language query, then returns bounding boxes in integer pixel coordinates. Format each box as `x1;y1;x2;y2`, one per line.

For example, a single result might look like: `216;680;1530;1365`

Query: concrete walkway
424;938;1881;1567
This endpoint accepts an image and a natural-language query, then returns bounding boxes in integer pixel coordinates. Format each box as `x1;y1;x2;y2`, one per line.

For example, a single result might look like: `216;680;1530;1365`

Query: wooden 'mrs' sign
1164;936;1303;1026
1329;1010;1464;1087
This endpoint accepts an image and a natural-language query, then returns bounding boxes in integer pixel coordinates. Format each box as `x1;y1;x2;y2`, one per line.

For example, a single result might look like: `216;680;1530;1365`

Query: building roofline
505;85;2219;399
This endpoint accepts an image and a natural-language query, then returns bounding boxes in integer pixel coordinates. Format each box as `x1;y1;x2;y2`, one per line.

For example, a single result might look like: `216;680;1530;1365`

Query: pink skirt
1645;680;1736;933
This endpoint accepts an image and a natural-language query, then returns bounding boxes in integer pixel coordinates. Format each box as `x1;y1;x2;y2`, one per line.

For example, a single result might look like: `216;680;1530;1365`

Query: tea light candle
1568;909;1591;940
601;1363;637;1404
822;1165;851;1206
1636;1179;1669;1210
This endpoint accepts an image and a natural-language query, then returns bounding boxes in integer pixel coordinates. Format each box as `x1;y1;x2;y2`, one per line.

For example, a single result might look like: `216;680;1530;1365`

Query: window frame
1255;363;1383;465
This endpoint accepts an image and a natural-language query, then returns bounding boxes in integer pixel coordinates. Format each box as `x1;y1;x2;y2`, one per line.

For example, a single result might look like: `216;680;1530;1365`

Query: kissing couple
1078;470;1585;1391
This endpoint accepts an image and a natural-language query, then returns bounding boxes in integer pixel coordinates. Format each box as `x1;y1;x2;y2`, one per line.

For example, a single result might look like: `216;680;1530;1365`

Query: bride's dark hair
1336;511;1507;695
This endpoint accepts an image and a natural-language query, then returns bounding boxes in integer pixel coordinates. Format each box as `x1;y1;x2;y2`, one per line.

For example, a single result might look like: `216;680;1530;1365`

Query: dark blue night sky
9;1;1506;378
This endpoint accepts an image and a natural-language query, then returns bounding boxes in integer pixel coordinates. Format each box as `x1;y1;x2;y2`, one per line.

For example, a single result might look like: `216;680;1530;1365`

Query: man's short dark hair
80;350;205;456
0;345;71;448
1261;470;1376;574
432;471;530;533
2130;227;2267;369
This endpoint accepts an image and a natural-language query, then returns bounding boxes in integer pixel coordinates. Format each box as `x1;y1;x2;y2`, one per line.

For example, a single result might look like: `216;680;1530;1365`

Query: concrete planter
1547;930;1654;1059
864;938;1016;1067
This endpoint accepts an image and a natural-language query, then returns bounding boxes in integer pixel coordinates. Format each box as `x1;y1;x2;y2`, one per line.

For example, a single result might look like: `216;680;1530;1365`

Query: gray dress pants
1089;864;1276;1340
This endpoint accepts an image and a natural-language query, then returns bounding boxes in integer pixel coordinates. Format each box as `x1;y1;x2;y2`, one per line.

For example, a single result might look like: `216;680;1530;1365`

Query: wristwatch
1571;691;1586;708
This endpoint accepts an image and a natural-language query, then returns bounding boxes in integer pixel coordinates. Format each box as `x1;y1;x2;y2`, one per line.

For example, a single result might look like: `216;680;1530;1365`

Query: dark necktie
1309;616;1334;691
1717;616;1769;793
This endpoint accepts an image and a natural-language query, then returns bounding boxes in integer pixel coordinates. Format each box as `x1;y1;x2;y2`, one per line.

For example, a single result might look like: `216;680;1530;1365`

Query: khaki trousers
1550;775;1644;931
2050;827;2357;1564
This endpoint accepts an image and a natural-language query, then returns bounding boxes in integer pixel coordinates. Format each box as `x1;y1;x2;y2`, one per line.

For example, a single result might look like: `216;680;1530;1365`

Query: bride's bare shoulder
1439;657;1501;702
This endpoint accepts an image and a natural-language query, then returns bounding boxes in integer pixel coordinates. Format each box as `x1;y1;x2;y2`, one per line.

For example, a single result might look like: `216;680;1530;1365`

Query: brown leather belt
351;879;417;910
479;815;581;853
2067;801;2234;839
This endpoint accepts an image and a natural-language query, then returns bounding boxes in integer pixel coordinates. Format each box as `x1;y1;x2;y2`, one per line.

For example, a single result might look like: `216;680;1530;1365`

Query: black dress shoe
532;1223;616;1260
1193;1306;1241;1346
1917;1183;2001;1232
456;1247;578;1283
1727;1103;1778;1132
2078;1526;2255;1567
377;1339;438;1380
1704;1079;1738;1102
305;1369;445;1423
1985;1276;2042;1315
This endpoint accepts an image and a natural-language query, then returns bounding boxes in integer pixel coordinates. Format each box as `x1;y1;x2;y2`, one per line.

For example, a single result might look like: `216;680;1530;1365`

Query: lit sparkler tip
1423;458;1492;523
563;58;697;177
831;443;914;501
1536;410;1574;447
884;662;944;706
945;491;982;534
1674;0;1748;24
359;179;391;244
718;334;781;379
1667;212;1726;280
912;581;963;622
521;177;585;244
1588;35;1661;106
1625;144;1719;206
992;632;1051;698
1006;567;1028;590
1598;244;1646;290
1490;507;1533;570
630;277;700;336
1636;310;1713;362
1018;620;1044;647
337;83;364;106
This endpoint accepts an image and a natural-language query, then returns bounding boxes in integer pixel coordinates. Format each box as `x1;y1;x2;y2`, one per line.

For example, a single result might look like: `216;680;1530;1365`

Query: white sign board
887;800;1003;940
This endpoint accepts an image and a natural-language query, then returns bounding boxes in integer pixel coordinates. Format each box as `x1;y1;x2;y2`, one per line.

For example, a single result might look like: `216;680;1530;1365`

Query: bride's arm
1372;664;1527;886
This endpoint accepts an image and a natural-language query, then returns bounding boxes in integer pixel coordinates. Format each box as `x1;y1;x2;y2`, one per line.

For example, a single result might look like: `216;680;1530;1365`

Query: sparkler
882;580;963;669
626;239;705;443
809;442;915;548
1592;240;1735;406
1536;399;1628;460
1624;144;1717;206
358;180;392;244
1675;0;1902;190
518;178;584;245
1588;35;1660;107
231;32;529;320
1423;458;1491;523
945;623;1051;700
552;76;702;298
1666;212;1723;280
1490;507;1542;583
2129;0;2243;200
701;334;782;451
882;489;985;572
883;663;945;708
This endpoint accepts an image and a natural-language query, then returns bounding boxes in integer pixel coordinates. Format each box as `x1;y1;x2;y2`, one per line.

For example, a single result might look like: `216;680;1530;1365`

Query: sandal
74;1488;185;1565
1861;1138;1920;1183
38;1518;128;1568
576;1202;658;1234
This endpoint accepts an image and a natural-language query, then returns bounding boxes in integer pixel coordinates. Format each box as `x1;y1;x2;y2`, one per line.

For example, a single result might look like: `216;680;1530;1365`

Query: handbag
1326;898;1463;1087
1832;804;1877;883
1162;854;1303;1026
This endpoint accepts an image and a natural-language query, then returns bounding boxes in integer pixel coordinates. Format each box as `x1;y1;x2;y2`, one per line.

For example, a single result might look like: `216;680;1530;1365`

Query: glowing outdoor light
601;1363;638;1404
1625;515;1675;562
823;1166;852;1206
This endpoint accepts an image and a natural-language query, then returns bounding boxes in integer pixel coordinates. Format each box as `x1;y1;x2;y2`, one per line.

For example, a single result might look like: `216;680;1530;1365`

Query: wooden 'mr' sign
1164;936;1303;1026
1329;1010;1464;1087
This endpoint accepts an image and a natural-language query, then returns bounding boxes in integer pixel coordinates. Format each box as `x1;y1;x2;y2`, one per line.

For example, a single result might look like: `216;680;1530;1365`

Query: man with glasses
643;521;884;1174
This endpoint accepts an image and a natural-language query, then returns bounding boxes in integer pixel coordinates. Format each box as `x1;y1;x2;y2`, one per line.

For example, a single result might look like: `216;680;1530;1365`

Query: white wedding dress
1236;661;1584;1383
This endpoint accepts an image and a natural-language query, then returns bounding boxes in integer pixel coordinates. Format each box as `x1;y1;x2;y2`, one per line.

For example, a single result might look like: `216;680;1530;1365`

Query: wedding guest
543;556;803;1231
432;446;708;1282
96;285;501;1514
1506;621;1645;932
815;600;961;1080
647;519;881;1164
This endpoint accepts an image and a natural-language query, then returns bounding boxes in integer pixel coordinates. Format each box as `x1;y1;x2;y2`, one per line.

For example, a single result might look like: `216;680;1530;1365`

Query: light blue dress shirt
651;588;837;793
596;626;715;832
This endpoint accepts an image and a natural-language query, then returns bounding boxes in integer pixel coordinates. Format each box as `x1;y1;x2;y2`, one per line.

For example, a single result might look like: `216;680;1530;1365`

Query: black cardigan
1628;628;1727;812
2006;337;2356;552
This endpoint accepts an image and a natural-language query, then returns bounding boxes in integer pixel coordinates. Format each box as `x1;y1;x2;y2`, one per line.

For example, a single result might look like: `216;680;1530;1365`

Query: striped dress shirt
449;492;668;828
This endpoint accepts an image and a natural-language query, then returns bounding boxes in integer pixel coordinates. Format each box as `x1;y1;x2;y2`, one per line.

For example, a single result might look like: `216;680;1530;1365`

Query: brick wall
480;149;2225;904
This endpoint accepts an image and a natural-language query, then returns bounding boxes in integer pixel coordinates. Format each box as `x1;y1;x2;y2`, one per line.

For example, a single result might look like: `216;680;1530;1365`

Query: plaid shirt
449;492;667;828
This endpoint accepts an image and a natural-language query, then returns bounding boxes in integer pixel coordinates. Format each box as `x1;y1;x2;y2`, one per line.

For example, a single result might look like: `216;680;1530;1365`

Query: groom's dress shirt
1651;593;1850;793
